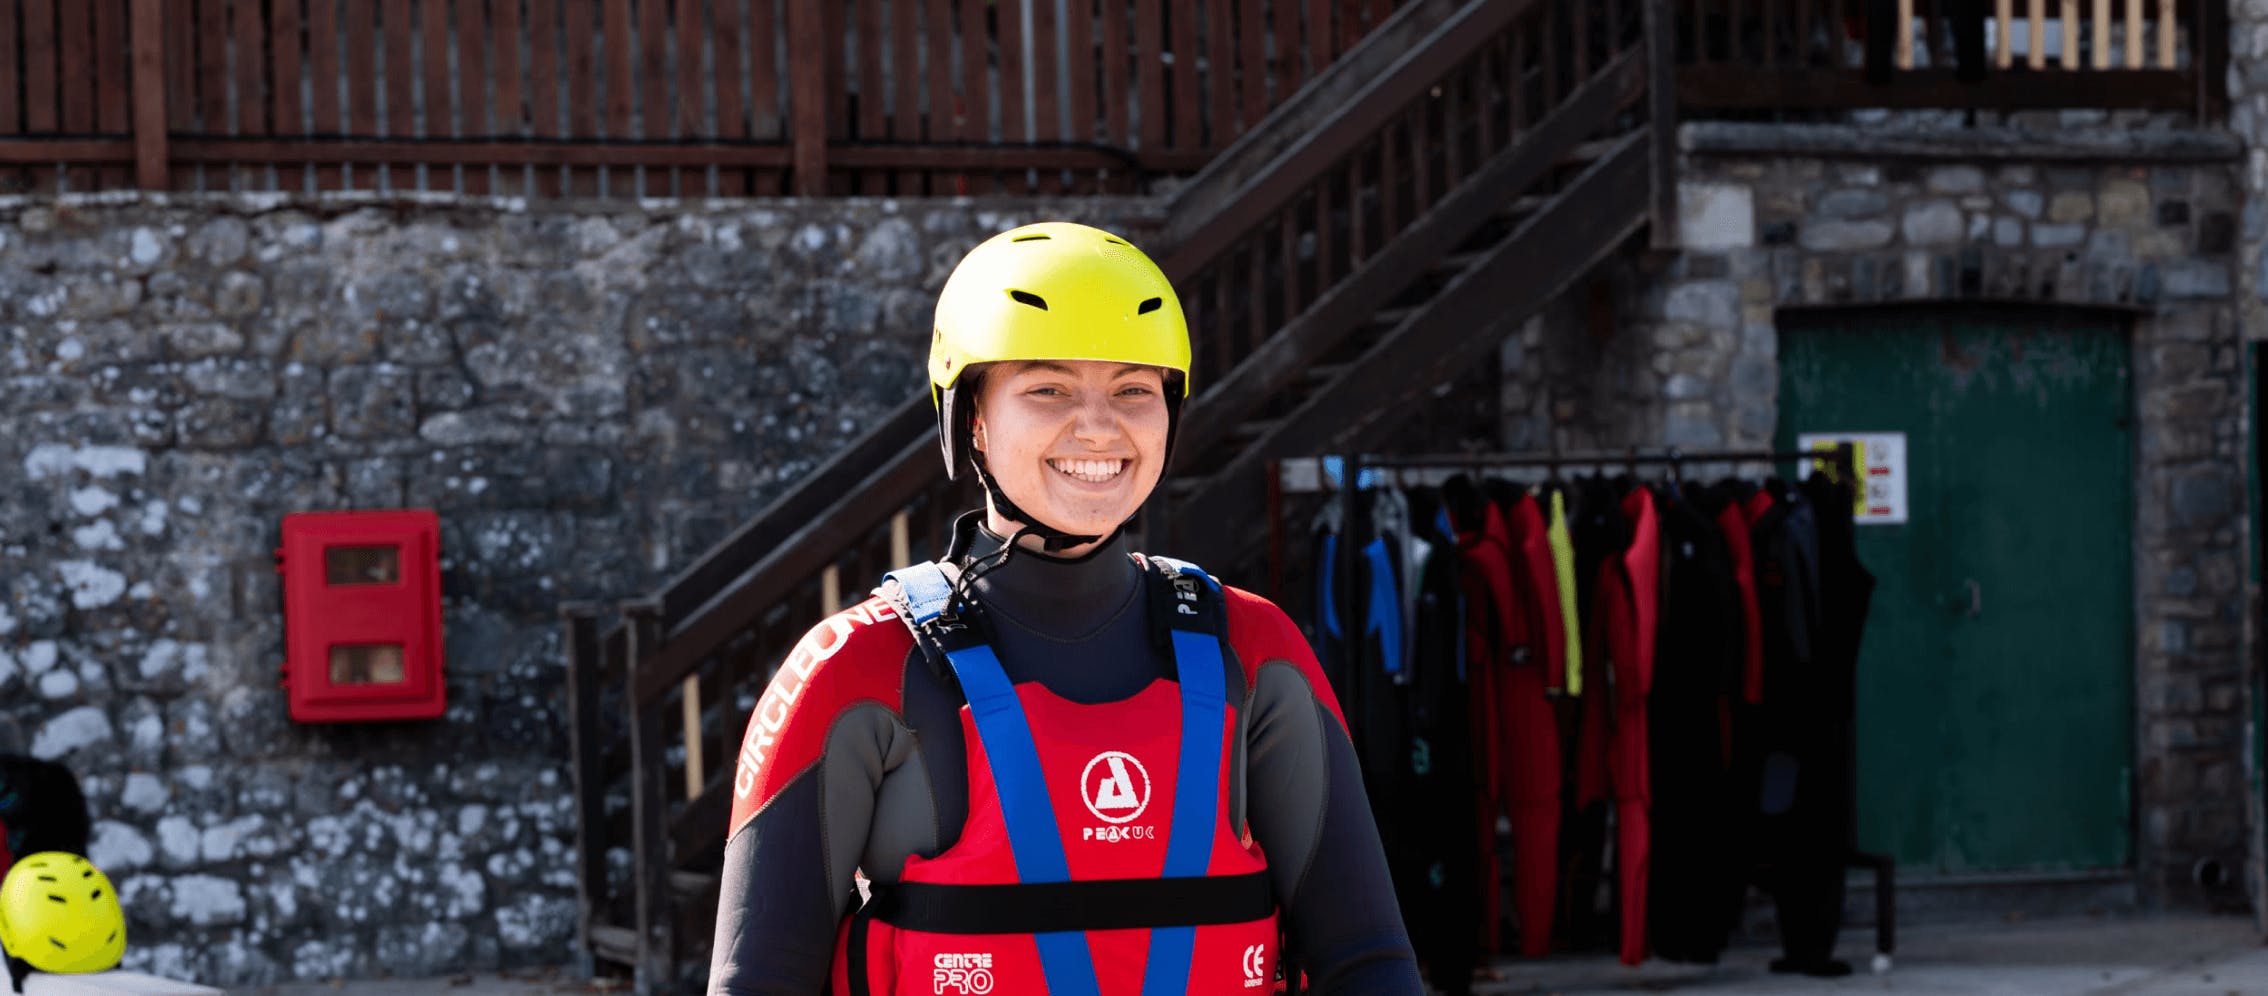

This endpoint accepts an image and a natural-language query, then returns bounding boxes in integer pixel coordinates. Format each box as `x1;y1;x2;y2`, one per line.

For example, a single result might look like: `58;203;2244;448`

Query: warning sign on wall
1796;432;1908;525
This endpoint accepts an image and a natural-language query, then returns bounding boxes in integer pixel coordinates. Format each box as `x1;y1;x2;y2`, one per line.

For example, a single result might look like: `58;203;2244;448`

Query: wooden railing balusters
2160;0;2177;70
1444;59;1467;188
881;0;918;194
129;0;165;191
1411;98;1431;220
1247;236;1269;366
1031;0;1064;194
623;600;674;992
1281;209;1302;334
563;605;609;963
1347;146;1368;269
1172;0;1202;150
1276;0;1304;96
1796;0;1814;67
1241;0;1269;131
1214;263;1238;385
1066;0;1100;193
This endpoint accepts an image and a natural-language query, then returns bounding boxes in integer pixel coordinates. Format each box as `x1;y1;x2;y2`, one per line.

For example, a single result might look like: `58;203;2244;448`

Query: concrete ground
222;913;2268;995
1470;913;2268;995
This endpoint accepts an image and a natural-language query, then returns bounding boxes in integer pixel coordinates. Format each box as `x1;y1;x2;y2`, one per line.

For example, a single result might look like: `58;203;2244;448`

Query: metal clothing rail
1342;443;1859;477
1271;442;1896;969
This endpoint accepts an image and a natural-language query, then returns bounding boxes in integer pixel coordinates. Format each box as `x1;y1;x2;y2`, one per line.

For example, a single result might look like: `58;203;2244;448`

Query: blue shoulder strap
884;561;1102;995
1136;556;1229;996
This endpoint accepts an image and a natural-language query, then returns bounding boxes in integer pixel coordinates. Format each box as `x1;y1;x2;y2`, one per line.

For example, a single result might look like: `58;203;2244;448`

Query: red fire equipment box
277;509;446;723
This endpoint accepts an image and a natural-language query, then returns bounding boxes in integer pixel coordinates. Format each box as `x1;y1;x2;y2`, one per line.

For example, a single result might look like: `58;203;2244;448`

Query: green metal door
1777;306;2134;875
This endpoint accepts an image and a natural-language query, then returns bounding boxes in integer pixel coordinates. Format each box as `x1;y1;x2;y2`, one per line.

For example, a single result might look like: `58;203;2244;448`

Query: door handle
1962;578;1982;618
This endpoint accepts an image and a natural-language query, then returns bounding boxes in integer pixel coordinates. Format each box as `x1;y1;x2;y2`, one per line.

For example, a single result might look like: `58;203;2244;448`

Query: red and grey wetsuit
710;517;1421;994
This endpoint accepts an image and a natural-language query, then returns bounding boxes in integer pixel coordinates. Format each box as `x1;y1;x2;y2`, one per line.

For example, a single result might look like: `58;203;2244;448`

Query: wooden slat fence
0;0;1411;197
1679;0;2224;116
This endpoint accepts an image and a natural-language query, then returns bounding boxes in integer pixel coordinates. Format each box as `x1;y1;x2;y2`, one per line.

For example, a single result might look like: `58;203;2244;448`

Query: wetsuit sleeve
1224;586;1424;995
709;598;917;996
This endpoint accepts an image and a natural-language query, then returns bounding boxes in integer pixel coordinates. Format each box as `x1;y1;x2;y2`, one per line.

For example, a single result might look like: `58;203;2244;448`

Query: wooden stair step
1369;306;1418;329
1230;416;1290;443
1426;251;1487;276
1501;194;1547;218
1562;137;1620;164
588;924;638;966
1302;361;1353;384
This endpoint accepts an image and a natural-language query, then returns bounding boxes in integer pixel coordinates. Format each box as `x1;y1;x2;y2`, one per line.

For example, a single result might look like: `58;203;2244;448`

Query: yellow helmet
0;852;126;974
929;222;1191;481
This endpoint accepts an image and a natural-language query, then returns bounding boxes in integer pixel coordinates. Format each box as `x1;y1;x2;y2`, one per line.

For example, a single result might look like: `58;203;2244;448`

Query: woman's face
971;359;1171;554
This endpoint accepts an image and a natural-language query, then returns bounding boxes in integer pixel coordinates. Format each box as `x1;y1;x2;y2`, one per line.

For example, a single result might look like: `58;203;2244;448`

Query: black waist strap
865;871;1275;935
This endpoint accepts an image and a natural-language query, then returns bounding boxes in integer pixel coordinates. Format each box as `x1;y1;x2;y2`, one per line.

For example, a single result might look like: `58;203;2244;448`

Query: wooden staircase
563;0;1677;990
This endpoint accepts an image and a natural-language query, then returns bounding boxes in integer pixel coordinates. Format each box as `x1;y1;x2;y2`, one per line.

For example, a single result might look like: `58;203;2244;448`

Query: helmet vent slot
1008;290;1050;310
1011;234;1053;242
1137;297;1163;315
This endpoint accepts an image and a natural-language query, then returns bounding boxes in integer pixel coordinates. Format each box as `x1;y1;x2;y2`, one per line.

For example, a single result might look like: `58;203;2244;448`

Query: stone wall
1503;122;2251;908
0;192;1157;987
2230;0;2268;335
2219;0;2268;919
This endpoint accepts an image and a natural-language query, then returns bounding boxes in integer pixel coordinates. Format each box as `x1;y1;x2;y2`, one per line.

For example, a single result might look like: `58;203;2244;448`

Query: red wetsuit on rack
1574;485;1660;966
1445;480;1563;959
1494;485;1569;958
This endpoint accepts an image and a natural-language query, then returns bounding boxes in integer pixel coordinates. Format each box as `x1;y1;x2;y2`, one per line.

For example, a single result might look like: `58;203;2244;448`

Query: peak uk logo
1080;751;1151;824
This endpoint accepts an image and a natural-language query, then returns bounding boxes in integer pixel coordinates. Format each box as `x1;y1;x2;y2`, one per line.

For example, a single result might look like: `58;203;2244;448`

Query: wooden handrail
632;432;937;705
643;396;930;629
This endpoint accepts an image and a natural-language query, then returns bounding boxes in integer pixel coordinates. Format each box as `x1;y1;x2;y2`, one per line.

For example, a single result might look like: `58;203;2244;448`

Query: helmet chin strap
968;450;1108;553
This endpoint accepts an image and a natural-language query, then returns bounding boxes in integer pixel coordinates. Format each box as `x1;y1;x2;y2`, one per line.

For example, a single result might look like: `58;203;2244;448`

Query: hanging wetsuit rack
1267;442;1895;972
1263;445;1861;600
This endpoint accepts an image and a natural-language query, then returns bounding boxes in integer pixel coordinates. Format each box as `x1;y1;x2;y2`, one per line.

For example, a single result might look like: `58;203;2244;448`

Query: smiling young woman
969;359;1170;554
710;223;1421;996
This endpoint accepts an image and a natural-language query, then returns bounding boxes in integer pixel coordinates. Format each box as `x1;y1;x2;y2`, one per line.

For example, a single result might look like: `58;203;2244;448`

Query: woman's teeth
1050;459;1126;483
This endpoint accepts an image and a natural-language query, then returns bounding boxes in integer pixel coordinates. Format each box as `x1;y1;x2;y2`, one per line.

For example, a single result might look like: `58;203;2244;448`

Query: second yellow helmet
0;851;127;975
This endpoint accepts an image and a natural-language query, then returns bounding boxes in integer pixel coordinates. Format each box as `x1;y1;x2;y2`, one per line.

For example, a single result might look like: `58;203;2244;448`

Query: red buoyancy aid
832;555;1281;996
